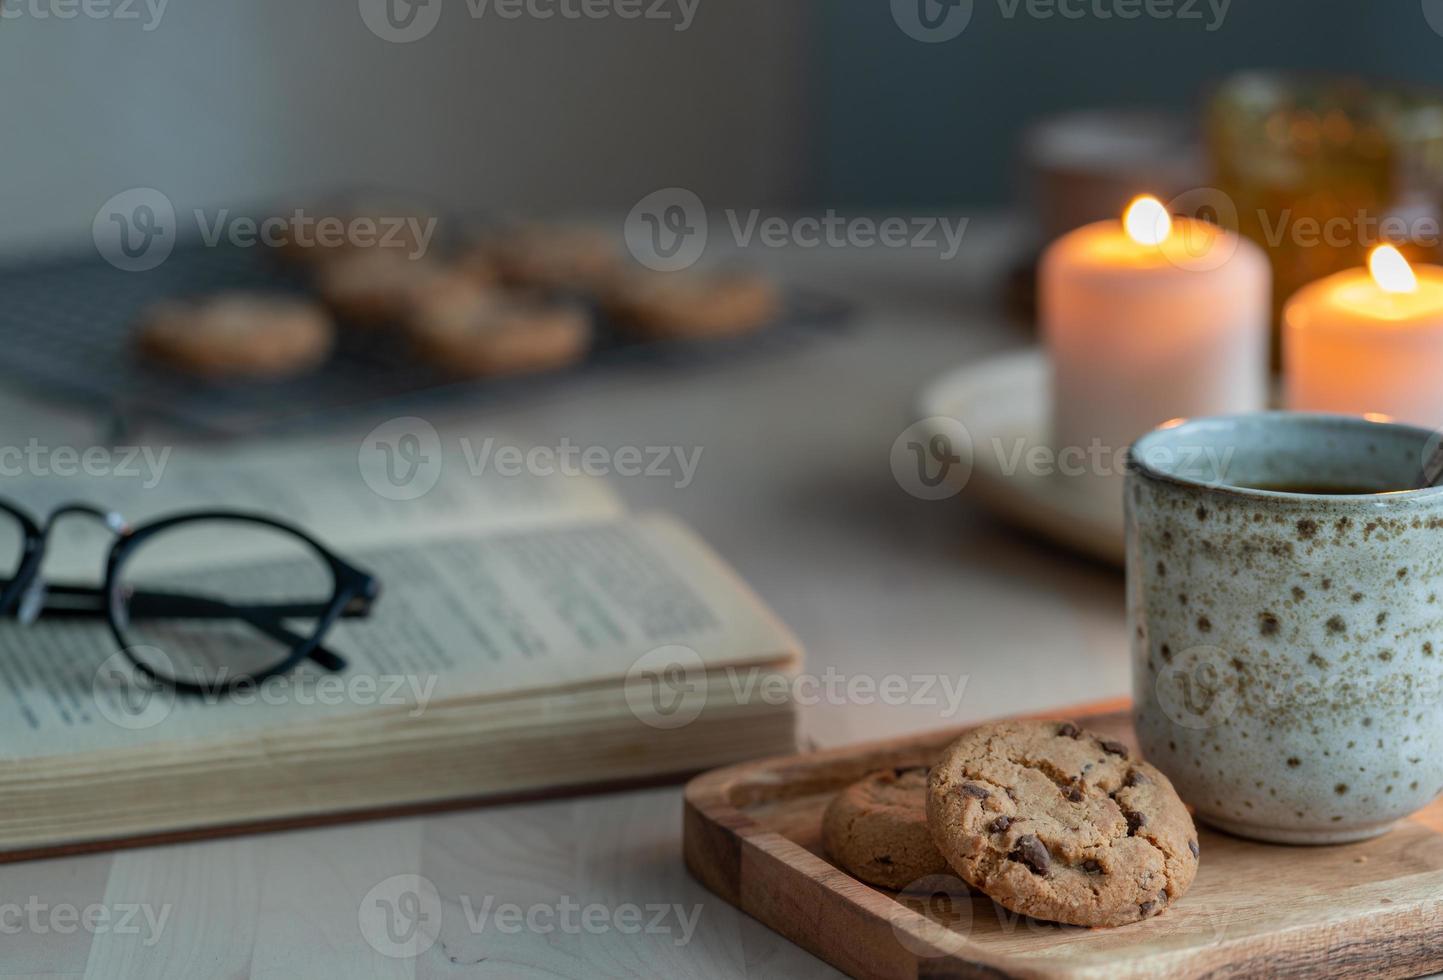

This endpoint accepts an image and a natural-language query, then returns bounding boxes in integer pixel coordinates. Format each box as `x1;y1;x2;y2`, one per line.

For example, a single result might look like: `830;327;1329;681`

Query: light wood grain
0;220;1199;979
685;703;1443;980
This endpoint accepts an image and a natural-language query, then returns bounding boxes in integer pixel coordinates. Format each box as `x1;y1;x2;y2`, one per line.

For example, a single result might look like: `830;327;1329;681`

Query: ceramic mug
1127;412;1443;844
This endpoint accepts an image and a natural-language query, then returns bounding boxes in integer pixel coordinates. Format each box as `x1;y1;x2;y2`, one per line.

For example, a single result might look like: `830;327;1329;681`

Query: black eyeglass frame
0;500;381;697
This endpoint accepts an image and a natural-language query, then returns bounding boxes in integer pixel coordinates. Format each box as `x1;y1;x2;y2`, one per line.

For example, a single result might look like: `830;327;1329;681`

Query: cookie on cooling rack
136;293;334;379
404;274;591;377
314;250;448;328
601;268;779;340
460;224;622;294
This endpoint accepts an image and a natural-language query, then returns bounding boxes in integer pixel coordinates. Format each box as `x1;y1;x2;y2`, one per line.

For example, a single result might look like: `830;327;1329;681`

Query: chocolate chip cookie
601;268;779;340
822;767;950;890
927;720;1198;928
405;274;591;377
136;293;333;378
464;224;622;293
315;250;447;327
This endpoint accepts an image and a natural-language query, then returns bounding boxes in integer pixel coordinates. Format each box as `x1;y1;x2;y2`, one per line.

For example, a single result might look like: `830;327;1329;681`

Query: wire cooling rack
0;241;850;437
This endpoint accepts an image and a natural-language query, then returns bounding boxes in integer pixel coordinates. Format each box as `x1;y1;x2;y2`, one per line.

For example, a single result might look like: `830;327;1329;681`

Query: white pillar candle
1284;246;1443;427
1041;196;1271;488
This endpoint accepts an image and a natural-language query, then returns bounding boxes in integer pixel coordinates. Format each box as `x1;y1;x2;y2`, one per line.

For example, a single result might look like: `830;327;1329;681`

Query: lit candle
1042;196;1271;486
1284;245;1443;426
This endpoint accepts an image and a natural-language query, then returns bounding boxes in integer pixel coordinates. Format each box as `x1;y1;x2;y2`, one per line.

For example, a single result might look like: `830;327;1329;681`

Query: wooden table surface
0;220;1150;979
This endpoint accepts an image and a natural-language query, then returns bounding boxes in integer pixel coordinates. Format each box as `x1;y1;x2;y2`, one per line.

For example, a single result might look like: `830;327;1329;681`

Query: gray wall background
818;1;1443;206
0;0;811;250
5;0;1443;252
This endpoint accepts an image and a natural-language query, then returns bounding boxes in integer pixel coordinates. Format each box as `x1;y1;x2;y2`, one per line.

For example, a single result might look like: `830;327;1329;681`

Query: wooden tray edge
683;699;1130;980
682;698;1443;980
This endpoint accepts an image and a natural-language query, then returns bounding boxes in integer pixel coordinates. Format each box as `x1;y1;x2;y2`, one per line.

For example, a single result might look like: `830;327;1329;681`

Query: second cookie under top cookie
822;767;949;891
926;720;1199;928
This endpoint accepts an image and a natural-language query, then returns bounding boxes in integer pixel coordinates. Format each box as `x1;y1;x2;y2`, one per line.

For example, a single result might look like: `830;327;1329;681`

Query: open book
0;439;800;859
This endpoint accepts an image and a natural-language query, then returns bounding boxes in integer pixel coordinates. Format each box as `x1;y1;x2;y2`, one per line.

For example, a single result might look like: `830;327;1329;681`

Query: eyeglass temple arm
34;584;359;673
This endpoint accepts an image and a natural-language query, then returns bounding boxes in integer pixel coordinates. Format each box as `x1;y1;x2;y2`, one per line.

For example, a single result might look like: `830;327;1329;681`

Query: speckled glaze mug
1127;413;1443;844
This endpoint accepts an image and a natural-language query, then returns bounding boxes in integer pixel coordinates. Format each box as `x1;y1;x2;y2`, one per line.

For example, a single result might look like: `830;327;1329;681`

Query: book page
0;514;799;760
0;437;625;579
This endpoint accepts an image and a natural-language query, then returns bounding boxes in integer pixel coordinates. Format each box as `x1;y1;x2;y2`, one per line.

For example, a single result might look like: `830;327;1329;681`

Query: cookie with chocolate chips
821;767;950;890
926;720;1198;928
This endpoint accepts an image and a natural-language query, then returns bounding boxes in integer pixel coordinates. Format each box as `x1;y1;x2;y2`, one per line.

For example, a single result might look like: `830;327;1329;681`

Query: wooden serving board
683;700;1443;980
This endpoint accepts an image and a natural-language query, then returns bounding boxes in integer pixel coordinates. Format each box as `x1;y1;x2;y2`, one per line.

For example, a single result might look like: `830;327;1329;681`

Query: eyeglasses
0;500;380;696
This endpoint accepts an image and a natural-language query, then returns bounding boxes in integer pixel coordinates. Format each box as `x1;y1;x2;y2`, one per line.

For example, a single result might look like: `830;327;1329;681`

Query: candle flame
1123;196;1171;247
1369;245;1418;294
